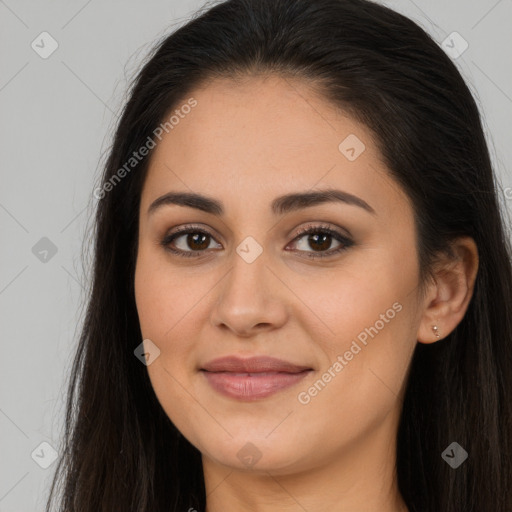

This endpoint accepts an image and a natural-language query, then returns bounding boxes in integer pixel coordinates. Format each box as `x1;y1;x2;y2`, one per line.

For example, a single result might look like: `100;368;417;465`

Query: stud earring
432;325;440;339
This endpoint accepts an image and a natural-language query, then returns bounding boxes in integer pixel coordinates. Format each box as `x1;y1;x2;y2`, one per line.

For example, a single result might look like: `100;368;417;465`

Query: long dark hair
46;0;512;510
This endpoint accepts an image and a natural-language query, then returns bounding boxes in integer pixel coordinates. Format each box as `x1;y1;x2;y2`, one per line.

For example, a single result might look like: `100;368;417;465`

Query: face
134;75;424;475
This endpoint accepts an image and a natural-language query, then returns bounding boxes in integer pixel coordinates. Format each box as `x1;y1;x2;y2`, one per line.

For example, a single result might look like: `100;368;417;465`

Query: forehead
141;75;411;224
152;75;379;174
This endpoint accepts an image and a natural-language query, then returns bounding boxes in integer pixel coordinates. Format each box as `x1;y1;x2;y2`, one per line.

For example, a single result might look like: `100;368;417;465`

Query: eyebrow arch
147;188;376;217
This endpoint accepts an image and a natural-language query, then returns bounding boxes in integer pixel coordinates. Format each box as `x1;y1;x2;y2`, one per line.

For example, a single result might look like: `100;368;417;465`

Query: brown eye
183;232;211;251
161;228;222;257
288;225;353;259
304;232;335;252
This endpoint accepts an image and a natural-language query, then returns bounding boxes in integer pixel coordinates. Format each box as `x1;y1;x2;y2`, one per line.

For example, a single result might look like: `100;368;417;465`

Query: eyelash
160;223;354;260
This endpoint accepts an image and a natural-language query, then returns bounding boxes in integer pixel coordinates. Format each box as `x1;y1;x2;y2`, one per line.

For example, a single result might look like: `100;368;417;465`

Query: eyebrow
147;189;376;217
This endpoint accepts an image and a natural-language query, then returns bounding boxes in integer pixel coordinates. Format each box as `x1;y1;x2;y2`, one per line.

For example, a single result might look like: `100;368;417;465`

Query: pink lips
200;356;313;400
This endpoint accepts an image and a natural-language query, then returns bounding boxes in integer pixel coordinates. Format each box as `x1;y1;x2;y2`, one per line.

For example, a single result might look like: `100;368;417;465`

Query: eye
160;223;353;259
286;224;353;259
160;225;222;258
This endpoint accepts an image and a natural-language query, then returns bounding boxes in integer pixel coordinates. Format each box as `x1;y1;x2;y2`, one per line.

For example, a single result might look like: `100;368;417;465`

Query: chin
197;432;313;474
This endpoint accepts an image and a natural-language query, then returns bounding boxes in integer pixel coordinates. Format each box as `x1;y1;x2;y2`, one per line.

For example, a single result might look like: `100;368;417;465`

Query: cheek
288;308;415;465
134;246;217;392
292;251;418;411
134;250;208;441
134;245;203;340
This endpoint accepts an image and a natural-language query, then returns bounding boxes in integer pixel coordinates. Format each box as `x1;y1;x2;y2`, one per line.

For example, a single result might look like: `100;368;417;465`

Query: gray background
0;0;511;510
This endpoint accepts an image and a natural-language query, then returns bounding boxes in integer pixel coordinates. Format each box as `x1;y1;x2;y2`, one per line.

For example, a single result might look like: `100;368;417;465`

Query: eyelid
288;222;352;243
164;223;222;242
164;222;350;242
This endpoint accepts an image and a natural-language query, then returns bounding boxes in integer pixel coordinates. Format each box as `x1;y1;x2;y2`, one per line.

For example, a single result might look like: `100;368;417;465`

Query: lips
200;356;313;400
201;355;312;373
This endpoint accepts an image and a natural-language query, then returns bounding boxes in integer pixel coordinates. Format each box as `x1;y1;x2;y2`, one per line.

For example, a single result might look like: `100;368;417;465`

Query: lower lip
201;370;312;400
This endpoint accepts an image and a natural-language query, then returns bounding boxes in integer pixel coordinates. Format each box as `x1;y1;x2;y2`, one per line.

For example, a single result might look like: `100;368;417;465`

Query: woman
46;0;512;511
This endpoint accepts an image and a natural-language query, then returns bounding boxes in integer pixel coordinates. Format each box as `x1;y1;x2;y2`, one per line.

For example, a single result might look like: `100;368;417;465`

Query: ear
417;236;479;344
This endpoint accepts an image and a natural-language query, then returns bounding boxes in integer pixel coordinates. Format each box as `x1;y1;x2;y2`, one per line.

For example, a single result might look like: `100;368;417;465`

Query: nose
209;246;289;338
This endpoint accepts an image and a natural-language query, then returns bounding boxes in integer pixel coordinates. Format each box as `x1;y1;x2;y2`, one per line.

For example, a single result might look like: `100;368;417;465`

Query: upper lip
201;356;313;373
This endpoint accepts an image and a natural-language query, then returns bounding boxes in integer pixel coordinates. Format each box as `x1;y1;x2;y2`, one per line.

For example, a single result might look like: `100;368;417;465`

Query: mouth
200;355;314;400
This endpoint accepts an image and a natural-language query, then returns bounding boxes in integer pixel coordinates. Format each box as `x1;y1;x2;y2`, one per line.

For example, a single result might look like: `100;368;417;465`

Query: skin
134;74;479;512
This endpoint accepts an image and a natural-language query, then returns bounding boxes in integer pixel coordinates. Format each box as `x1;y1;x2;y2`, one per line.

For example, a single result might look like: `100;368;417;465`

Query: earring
432;325;440;339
